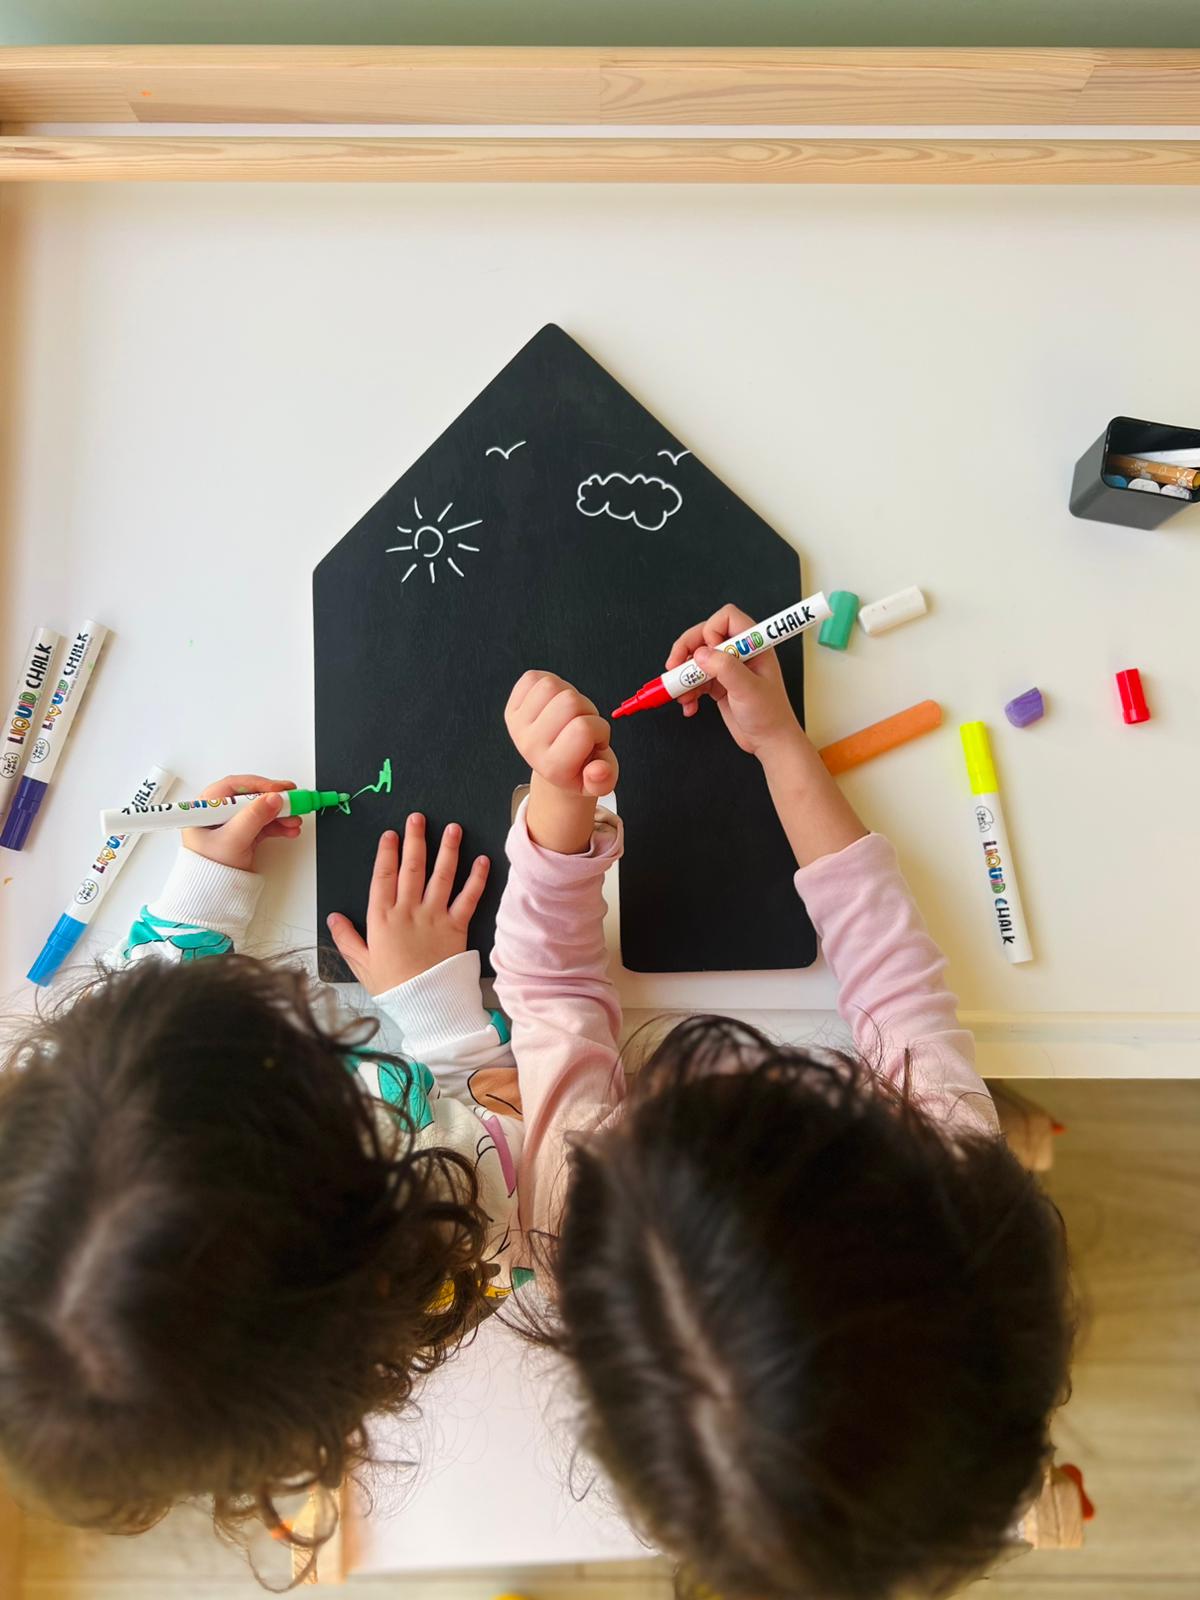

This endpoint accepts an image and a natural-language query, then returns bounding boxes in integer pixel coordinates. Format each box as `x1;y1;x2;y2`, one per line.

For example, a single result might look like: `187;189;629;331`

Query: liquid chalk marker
29;765;176;986
0;621;108;852
960;722;1033;964
99;787;350;836
612;593;831;719
0;624;62;825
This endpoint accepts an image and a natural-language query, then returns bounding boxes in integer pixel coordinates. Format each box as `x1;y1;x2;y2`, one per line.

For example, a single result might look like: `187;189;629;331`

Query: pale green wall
3;0;1200;49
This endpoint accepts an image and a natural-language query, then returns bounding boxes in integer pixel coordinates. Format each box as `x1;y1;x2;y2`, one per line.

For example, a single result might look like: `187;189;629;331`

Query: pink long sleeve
491;802;626;1242
795;833;997;1137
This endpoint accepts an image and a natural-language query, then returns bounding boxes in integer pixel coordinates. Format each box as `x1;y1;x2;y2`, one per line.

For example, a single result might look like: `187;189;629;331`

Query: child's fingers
548;714;610;778
449;854;490;928
213;791;284;851
259;816;303;840
534;689;600;753
367;830;401;920
674;684;716;714
693;645;753;704
701;603;757;647
199;774;297;801
424;822;463;910
326;913;369;984
665;621;710;670
666;605;756;670
507;670;568;728
396;813;427;906
582;747;619;797
525;682;585;747
506;669;547;720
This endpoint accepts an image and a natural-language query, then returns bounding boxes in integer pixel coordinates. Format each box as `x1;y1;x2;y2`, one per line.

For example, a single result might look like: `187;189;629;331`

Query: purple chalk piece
1005;688;1045;729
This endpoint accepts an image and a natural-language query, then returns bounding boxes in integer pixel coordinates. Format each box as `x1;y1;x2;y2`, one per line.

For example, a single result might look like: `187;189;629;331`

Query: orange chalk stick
819;699;942;775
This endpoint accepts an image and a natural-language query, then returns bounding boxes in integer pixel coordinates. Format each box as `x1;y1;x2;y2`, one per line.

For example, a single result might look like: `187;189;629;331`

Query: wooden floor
14;1080;1200;1600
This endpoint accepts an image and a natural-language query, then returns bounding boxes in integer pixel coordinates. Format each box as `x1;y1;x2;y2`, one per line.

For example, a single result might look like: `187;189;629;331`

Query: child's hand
182;774;302;873
326;814;489;995
505;671;619;797
505;672;618;854
666;604;805;760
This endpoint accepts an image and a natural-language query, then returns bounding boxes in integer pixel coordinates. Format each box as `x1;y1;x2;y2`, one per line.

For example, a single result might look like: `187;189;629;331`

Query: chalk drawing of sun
386;497;483;585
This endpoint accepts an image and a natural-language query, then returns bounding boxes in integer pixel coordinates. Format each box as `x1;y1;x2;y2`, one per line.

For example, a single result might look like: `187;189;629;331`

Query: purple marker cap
1004;688;1045;729
0;774;49;852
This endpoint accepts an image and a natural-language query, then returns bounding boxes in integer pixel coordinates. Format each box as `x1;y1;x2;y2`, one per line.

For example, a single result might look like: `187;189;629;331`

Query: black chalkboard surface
314;325;816;977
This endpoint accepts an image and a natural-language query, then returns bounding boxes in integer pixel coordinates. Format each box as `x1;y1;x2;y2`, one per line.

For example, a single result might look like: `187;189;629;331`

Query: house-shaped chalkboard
314;325;816;977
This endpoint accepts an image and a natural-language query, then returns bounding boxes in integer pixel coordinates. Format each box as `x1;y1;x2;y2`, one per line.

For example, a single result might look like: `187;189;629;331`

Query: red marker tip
611;706;626;719
610;680;672;720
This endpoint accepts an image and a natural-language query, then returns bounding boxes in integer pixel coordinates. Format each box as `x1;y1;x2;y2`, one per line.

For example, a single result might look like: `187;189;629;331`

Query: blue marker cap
28;911;89;986
0;775;49;853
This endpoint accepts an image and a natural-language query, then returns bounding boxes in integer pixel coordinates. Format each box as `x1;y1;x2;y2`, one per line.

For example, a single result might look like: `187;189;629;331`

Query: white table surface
2;178;1198;1569
3;182;1198;1047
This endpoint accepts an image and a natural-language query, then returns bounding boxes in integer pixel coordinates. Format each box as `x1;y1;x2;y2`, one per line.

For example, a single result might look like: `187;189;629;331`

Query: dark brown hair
541;1016;1074;1600
0;955;492;1579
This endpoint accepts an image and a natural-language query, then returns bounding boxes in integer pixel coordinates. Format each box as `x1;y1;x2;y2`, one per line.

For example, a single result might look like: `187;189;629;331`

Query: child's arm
493;672;625;1235
105;774;300;966
668;609;995;1134
327;816;516;1106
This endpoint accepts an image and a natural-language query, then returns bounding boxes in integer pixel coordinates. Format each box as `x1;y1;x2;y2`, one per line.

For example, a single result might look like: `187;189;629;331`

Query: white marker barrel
25;621;108;784
662;592;831;699
1;624;62;818
100;787;344;835
970;792;1033;964
100;791;276;835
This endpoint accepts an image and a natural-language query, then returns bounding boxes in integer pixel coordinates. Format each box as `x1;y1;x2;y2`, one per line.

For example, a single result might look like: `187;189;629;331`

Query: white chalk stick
858;586;927;636
1133;448;1200;468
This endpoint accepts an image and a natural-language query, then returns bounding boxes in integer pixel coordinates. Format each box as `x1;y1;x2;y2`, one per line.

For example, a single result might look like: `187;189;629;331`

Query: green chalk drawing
352;757;393;801
336;757;394;815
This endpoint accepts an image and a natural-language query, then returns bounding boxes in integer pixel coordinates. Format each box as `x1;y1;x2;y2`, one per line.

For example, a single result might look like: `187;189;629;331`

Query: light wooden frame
1;46;1199;183
2;42;1196;1589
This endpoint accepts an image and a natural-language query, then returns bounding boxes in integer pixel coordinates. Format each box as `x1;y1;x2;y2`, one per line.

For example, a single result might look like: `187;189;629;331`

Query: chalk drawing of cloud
576;472;683;532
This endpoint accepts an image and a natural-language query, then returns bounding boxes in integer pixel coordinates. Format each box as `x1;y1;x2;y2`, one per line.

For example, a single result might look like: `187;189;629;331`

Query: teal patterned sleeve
102;849;263;972
345;1051;437;1131
122;906;234;964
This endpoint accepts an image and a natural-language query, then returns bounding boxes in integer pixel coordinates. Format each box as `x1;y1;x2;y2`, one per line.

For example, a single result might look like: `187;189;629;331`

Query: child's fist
182;775;302;873
505;671;619;797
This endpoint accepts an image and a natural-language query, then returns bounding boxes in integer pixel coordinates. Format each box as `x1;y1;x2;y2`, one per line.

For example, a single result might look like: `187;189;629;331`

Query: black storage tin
1070;415;1200;530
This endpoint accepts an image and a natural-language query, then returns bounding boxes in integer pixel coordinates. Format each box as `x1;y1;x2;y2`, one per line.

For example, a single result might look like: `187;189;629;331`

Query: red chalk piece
1115;668;1151;725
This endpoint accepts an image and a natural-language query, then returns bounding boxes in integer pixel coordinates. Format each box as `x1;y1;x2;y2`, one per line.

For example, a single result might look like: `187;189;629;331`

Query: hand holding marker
611;593;831;719
100;784;348;836
100;759;395;840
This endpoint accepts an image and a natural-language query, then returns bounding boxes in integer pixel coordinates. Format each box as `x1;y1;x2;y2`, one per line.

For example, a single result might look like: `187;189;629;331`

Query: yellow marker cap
960;721;998;795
